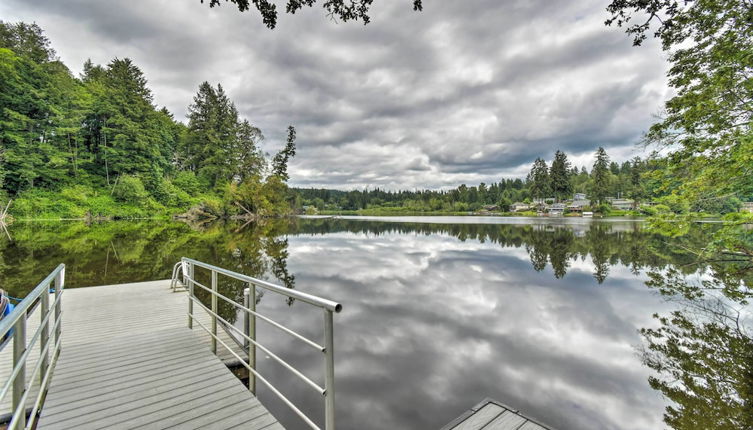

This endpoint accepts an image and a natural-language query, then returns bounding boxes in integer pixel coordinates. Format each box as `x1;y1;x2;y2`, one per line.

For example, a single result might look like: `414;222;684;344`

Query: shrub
594;203;611;214
655;195;690;214
641;205;658;216
112;176;148;204
153;178;179;206
201;196;225;217
172;171;202;195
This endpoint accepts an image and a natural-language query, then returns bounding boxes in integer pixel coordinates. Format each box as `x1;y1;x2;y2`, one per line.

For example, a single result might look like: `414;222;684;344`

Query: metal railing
0;264;64;430
170;262;187;292
174;257;342;430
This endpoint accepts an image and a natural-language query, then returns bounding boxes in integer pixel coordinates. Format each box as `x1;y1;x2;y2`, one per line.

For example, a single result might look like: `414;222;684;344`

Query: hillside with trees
0;21;297;220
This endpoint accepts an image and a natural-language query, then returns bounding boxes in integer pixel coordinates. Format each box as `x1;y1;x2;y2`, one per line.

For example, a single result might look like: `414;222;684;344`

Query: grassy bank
7;184;200;220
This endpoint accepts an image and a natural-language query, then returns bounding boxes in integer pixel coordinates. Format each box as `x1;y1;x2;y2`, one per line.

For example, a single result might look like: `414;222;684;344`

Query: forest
297;147;746;216
0;21;297;220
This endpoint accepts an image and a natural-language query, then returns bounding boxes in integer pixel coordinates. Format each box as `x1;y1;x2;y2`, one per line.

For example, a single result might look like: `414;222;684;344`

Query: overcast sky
1;0;669;190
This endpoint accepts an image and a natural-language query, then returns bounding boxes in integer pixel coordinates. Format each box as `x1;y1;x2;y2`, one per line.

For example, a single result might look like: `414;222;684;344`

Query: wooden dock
23;279;281;430
441;398;553;430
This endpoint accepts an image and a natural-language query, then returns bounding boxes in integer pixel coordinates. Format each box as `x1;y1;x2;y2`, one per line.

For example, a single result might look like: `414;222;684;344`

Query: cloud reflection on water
254;224;674;430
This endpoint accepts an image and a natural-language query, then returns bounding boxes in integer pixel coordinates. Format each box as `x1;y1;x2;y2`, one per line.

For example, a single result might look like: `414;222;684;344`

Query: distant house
483;204;499;211
568;199;590;212
549;203;566;217
611;199;635;210
574;193;587;200
511;202;530;212
742;202;753;213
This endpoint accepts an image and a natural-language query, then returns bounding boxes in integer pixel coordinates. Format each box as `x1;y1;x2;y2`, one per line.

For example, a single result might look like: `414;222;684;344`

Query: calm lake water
1;216;722;429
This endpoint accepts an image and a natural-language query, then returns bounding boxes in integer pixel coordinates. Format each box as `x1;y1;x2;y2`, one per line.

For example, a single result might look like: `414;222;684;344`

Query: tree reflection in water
637;217;753;430
2;216;751;428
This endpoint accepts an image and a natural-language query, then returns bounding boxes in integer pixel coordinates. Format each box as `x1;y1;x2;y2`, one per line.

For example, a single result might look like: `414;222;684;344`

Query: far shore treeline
0;21;297;220
296;146;746;216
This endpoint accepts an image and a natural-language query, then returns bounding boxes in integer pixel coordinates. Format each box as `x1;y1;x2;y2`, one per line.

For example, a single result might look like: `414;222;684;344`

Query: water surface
0;216;724;429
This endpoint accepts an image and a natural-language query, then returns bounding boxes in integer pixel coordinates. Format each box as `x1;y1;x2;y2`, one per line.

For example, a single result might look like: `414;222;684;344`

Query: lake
0;216;729;429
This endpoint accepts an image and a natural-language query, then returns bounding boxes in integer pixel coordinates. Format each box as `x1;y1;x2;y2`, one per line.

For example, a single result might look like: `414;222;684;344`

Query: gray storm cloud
0;0;669;189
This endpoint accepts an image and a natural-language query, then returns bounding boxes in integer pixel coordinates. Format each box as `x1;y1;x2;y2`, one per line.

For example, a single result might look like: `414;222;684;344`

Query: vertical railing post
243;286;256;395
187;261;194;329
54;266;64;353
12;317;27;429
211;270;218;355
324;309;335;430
40;281;50;384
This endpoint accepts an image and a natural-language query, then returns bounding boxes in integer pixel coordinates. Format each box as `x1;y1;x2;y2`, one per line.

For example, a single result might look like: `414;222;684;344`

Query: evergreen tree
271;125;296;181
629;156;644;208
0;22;75;192
183;82;241;186
609;161;620;175
80;58;174;184
235;119;264;181
590;147;611;205
549;150;572;201
0;21;56;63
527;158;550;200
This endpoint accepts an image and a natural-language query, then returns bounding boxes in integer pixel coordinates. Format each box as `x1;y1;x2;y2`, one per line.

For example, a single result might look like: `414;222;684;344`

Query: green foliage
153;177;192;207
641;272;753;430
593;203;611;214
590;147;611;204
204;0;424;29
10;185;168;219
527;158;550;199
607;0;753;205
0;21;56;63
112;175;148;203
0;21;295;219
296;147;710;217
549;150;572;201
172;171;202;195
271;126;296;182
655;195;691;214
606;3;753;428
180;82;265;187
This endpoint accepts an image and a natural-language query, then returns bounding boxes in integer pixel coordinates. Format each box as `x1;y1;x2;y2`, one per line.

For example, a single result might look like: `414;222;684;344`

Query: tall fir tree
590;147;610;205
549;150;572;201
629;156;644;208
183;82;240;186
527;158;550;200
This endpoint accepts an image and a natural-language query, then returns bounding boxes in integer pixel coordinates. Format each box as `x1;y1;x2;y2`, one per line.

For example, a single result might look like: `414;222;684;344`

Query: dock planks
441;398;553;430
28;280;282;430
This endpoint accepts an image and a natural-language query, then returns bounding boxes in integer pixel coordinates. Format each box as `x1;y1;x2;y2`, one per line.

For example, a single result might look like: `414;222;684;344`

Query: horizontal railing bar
189;316;321;430
189;297;325;395
183;258;342;313
0;264;65;338
0;296;63;404
8;328;62;430
186;277;324;351
26;336;61;429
